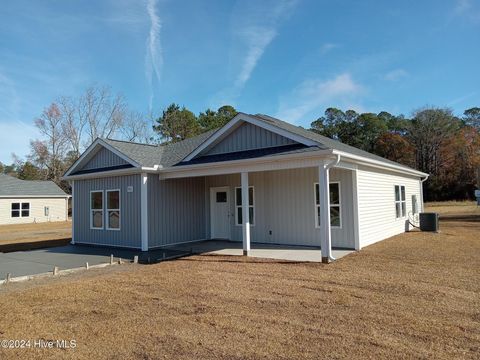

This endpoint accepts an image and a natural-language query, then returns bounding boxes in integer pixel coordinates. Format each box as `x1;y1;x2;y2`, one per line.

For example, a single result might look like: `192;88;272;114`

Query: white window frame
394;185;406;219
314;182;342;229
90;190;104;230
235;186;255;226
11;202;30;218
106;189;121;231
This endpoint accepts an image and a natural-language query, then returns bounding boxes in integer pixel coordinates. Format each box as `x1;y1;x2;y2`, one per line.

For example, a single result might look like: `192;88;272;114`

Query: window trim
106;189;121;231
394;185;406;219
234;186;255;227
90;190;104;230
11;202;30;218
314;181;342;229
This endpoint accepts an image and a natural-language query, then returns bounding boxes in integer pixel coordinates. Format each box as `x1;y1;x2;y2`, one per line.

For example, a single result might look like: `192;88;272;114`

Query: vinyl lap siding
0;198;67;225
147;175;206;248
81;147;129;171
73;175;141;248
203;122;296;156
357;165;422;248
204;167;355;248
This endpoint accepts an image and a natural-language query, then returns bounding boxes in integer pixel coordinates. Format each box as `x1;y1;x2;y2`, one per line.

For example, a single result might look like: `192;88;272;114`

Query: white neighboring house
0;174;70;225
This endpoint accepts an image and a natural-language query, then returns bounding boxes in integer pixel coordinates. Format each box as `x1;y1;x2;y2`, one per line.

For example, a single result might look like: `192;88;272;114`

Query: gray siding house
63;113;428;262
0;174;69;225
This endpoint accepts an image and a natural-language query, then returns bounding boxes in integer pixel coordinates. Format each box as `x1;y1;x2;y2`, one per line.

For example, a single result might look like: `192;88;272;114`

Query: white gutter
325;154;340;262
332;150;428;178
62;165;162;181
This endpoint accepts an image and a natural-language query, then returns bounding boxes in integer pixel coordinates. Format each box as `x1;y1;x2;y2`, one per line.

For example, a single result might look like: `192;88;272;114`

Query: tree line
310;107;480;200
1;83;478;200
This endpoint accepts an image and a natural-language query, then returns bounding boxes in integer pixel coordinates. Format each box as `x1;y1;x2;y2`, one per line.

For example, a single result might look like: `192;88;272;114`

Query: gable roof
249;114;419;173
63;112;427;179
0;174;68;197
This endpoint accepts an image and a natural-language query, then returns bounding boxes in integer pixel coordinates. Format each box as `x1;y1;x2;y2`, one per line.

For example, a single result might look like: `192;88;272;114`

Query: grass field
0;204;478;359
0;222;71;251
425;200;479;215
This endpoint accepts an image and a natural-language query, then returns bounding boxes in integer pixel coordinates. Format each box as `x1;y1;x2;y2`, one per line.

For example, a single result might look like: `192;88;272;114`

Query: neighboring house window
106;190;121;230
22;203;30;217
315;182;341;228
235;186;254;226
11;203;20;218
44;206;50;217
11;203;30;218
395;185;406;218
91;191;104;229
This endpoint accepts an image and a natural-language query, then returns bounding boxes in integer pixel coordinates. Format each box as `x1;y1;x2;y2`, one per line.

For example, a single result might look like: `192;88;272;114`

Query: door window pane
216;192;227;203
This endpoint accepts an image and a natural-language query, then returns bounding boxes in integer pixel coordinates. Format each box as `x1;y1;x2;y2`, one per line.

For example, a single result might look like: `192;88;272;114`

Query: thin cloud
211;0;298;106
384;68;409;81
235;27;277;88
319;43;339;55
145;0;163;111
454;0;480;23
275;73;364;123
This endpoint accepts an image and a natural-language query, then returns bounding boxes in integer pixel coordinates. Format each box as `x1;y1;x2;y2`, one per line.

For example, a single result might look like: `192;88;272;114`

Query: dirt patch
0;222;71;251
0;217;478;359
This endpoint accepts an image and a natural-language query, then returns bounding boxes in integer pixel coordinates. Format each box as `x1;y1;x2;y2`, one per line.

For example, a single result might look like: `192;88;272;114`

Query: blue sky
0;0;479;163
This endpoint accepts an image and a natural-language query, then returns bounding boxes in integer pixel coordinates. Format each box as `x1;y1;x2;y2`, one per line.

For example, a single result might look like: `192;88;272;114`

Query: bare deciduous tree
120;111;154;144
30;103;68;183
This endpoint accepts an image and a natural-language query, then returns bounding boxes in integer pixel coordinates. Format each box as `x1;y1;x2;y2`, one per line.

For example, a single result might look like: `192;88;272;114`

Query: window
11;203;20;218
21;203;30;217
315;182;341;228
216;191;227;203
395;185;406;218
44;206;50;217
90;191;104;229
235;187;254;226
106;190;120;230
11;202;29;218
411;195;418;214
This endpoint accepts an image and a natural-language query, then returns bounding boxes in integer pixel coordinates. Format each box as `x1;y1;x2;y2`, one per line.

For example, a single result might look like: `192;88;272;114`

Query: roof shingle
0;174;68;197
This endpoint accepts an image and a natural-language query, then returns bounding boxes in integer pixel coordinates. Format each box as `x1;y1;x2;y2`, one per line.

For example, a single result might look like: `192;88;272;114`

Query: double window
235;186;255;226
314;182;341;228
11;203;30;218
395;185;406;218
90;190;121;230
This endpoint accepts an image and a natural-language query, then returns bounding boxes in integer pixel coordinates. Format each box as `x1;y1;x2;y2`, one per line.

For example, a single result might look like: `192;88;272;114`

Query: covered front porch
152;153;361;263
164;240;354;263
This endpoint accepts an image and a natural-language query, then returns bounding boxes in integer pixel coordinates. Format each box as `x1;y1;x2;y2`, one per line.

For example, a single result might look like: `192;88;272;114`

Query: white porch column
318;163;332;263
140;173;149;252
70;180;75;245
241;171;251;256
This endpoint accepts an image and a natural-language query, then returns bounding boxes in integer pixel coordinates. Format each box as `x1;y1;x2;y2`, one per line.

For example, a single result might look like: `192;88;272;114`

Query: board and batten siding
202;122;296;156
80;147;129;171
204;167;355;248
356;165;422;248
0;198;67;225
73;175;141;248
147;174;206;248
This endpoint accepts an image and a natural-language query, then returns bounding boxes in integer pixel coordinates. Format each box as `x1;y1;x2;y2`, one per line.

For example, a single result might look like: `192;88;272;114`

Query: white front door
210;187;230;239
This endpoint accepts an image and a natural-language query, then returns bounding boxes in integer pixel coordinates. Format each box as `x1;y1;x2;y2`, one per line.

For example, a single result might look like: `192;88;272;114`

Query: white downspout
420;175;429;213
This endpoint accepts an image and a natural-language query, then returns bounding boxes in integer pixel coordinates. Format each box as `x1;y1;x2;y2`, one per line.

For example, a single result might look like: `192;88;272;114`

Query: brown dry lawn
425;200;480;216
0;221;71;251
0;207;478;359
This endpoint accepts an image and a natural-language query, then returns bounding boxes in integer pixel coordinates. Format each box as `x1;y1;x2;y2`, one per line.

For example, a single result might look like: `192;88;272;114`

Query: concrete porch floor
165;240;355;262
